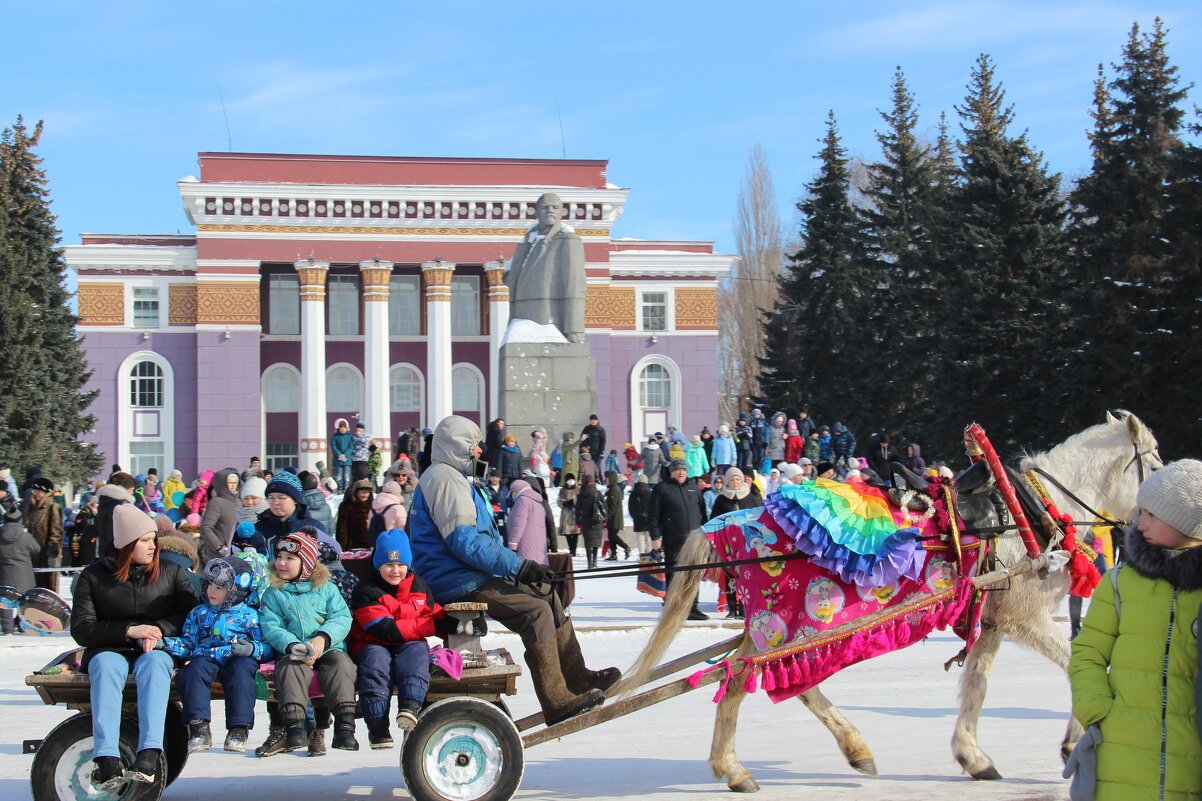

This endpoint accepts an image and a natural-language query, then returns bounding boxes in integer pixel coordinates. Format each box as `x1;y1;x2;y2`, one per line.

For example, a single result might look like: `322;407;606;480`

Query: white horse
617;412;1162;792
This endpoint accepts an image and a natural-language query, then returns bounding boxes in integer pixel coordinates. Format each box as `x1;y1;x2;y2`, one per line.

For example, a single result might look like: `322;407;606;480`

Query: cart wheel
491;699;511;719
30;713;166;801
162;702;189;787
400;697;523;801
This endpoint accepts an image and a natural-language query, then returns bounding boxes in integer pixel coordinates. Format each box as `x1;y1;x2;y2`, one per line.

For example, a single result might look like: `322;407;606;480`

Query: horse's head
1019;410;1162;523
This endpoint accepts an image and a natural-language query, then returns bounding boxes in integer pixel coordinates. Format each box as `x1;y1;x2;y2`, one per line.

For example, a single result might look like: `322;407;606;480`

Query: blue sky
5;2;1199;259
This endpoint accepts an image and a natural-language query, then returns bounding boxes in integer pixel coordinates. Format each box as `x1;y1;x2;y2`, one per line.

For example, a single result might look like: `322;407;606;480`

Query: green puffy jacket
259;563;352;655
1070;531;1202;801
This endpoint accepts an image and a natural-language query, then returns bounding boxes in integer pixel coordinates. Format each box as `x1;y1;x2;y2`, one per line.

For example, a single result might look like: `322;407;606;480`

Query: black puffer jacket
71;559;197;670
628;480;652;531
649;477;706;558
708;485;763;520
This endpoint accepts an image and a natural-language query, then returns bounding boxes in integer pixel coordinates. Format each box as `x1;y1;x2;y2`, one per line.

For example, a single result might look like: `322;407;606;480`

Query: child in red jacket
348;528;444;748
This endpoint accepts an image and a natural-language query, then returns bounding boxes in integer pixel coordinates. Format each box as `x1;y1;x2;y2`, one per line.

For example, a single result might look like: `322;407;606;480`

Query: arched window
326;364;362;413
629;355;681;446
639;363;672;408
118;352;174;481
130;361;164;407
389;365;423;412
452;364;482;413
263;365;300;413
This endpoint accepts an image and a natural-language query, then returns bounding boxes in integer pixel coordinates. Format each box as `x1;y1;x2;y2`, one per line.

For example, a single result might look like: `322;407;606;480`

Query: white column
361;259;394;462
423;259;456;426
483;258;509;420
295;259;330;473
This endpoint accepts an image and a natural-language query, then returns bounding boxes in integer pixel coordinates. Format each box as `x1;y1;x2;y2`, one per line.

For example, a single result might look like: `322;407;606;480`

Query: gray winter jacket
0;518;41;591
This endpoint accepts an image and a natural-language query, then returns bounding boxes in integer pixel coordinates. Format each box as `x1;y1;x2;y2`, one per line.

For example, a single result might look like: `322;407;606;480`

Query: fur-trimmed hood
268;560;331;591
158;533;199;571
98;483;135;504
1123;526;1202;591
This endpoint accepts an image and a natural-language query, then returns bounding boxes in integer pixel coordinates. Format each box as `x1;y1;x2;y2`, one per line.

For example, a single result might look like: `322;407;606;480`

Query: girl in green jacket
1070;459;1202;801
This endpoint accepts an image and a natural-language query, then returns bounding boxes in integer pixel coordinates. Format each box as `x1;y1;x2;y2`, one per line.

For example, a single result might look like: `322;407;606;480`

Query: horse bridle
1028;442;1159;529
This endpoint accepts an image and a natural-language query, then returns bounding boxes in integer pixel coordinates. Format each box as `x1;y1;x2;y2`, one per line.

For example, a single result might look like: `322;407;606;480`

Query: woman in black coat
707;468;761;619
574;476;606;569
628;475;653;555
71;503;197;789
603;471;630;561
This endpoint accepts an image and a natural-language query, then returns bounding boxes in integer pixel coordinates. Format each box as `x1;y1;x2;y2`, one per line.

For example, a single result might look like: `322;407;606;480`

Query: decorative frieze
168;284;198;325
197;223;609;238
674;286;718;330
585;285;636;329
197;282;260;325
77;283;125;326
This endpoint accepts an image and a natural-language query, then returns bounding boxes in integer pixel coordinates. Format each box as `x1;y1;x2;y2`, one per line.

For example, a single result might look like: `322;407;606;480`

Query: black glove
516;559;552;587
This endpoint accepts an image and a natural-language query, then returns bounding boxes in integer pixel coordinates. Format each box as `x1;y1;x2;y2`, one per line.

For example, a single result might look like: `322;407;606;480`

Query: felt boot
556;619;621;694
524;637;605;726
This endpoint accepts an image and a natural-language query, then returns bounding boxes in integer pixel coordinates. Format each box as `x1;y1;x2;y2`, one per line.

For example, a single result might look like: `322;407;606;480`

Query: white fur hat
241;476;268;499
1137;459;1202;540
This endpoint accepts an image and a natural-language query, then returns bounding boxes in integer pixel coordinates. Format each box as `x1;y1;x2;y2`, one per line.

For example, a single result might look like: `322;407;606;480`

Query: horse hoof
849;758;878;776
971;766;1003;781
729;778;760;793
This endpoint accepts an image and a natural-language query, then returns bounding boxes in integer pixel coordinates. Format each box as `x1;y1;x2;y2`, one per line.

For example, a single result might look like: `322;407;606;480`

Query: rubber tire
31;713;166;801
162;702;189;787
400;697;523;801
491;699;512;719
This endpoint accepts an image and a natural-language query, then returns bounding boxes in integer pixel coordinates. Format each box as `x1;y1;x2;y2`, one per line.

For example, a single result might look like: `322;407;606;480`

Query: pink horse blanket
693;478;984;703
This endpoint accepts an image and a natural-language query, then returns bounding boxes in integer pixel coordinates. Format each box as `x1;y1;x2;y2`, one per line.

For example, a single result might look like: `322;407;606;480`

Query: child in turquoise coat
259;532;358;752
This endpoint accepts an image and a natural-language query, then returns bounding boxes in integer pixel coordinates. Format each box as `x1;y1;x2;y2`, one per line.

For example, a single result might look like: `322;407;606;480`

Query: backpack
589;493;608;527
367;507;390;542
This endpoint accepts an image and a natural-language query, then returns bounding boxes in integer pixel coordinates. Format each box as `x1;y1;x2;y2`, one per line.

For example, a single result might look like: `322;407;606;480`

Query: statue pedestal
499;342;596;446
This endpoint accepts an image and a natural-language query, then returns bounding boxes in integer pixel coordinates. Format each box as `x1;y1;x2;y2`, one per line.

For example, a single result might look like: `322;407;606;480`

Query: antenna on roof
217;81;233;151
555;100;566;160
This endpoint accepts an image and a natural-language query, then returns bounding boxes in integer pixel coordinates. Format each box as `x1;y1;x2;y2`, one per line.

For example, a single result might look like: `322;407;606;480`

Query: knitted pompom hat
275;532;320;579
1136;459;1202;540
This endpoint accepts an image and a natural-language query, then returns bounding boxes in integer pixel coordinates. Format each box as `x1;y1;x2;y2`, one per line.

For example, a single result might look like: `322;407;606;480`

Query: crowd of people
6;407;1202;800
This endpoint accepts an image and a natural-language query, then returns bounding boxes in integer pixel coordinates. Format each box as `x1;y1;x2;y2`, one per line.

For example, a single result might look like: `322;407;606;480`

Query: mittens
230;638;255;658
287;641;316;660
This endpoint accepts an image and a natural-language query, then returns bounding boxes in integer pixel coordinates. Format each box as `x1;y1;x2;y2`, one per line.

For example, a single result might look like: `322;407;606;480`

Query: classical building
66;153;735;479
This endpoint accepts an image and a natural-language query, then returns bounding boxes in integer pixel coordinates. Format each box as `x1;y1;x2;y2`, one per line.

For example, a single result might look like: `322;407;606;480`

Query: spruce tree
859;69;947;433
760;112;872;431
939;55;1069;458
1066;19;1196;450
0;117;101;484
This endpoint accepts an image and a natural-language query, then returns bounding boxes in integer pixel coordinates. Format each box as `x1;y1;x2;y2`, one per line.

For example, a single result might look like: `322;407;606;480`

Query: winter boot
687;604;709;621
255;727;288;758
224;726;249;753
605;548;618;562
125;748;161;784
331;707;359;751
186;719;212;753
365;717;393;750
279;703;308;753
524;637;605;726
566;534;578;556
307;726;327;756
396;699;421;733
555;620;621;694
283;725;308;753
586;547;598;569
90;756;125;792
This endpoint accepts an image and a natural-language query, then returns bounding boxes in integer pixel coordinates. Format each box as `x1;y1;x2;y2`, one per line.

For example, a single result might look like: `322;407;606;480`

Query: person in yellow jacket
163;469;187;512
1070;459;1202;801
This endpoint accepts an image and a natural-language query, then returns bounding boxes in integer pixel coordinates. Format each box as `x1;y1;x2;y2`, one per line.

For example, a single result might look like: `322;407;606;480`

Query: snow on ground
0;561;1078;800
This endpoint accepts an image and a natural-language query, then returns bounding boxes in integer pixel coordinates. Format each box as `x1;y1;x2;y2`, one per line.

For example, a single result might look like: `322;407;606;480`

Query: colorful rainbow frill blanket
764;479;925;587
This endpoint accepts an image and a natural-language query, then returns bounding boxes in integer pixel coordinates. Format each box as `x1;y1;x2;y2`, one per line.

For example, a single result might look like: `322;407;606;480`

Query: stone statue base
500;342;596;448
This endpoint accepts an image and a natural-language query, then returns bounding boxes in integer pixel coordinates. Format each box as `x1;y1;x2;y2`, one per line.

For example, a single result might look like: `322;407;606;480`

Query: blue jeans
177;655;258;729
354;642;430;720
88;650;174;758
334;462;351;490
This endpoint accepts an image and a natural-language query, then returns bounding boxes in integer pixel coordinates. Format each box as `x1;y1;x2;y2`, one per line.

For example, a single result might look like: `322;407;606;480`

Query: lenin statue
505;192;587;344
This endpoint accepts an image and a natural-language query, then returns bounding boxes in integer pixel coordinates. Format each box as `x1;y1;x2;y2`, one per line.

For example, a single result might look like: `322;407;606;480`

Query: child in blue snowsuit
163;556;270;754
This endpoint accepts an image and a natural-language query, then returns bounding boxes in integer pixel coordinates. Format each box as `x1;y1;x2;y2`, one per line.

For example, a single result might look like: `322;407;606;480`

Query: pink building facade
67;153;735;479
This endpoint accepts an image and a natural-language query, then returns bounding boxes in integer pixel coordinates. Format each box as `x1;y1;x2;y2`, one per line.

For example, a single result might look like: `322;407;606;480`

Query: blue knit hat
373;528;413;569
265;471;303;505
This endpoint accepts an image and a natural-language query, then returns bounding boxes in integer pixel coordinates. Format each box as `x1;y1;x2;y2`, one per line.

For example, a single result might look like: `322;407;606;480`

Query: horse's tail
613;530;715;697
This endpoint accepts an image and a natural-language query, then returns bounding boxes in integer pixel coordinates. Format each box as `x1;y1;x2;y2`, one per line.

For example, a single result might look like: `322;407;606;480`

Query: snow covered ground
0;560;1078;800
